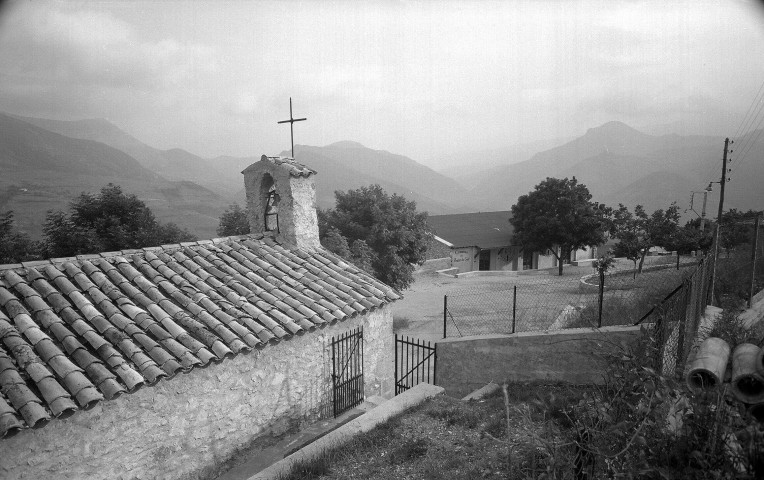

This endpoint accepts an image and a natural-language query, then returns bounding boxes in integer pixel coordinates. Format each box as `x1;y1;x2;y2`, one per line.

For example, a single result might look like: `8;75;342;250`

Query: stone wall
436;326;642;398
0;307;394;480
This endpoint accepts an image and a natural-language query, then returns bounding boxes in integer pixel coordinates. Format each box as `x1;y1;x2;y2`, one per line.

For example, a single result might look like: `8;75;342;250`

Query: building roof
427;211;514;249
243;155;317;177
0;234;399;438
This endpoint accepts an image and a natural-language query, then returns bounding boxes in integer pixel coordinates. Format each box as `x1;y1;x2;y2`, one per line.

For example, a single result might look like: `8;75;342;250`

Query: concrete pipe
686;337;730;392
731;343;764;404
756;345;764;378
748;403;764;423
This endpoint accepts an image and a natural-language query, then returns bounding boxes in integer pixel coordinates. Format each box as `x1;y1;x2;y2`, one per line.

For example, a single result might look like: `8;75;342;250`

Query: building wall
451;247;478;273
435;326;642;398
0;307;394;480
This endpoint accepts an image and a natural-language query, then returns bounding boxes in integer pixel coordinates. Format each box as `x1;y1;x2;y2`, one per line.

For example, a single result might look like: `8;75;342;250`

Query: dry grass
280;384;590;480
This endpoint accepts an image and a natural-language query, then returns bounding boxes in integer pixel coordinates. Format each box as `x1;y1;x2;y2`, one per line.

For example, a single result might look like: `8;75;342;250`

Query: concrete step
214;398;386;480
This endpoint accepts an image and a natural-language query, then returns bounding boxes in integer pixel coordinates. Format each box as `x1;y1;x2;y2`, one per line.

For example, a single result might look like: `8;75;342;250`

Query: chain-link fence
443;257;700;337
637;252;715;376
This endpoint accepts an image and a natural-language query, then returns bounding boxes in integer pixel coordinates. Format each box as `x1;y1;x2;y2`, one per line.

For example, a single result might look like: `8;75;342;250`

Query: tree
719;209;761;256
319;185;430;290
217;203;251;236
510;177;608;276
43;184;196;257
0;211;41;263
610;203;680;274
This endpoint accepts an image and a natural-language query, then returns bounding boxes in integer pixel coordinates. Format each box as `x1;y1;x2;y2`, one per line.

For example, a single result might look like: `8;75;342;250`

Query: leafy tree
319;185;430;290
0;211;41;263
719;209;761;255
610;203;680;274
510;177;608;276
217;203;251;236
42;184;196;257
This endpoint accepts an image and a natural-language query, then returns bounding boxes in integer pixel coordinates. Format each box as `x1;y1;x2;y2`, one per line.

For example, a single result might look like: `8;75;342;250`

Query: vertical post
512;285;517;334
750;216;761;308
676;252;680;270
598;267;605;328
394;334;398;396
443;295;448;339
710;138;731;305
433;343;437;386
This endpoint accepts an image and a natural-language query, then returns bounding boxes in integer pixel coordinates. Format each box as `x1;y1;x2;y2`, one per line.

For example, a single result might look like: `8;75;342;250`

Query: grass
279;383;591;480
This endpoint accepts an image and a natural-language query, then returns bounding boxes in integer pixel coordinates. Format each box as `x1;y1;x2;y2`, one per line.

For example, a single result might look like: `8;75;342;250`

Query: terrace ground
392;258;695;341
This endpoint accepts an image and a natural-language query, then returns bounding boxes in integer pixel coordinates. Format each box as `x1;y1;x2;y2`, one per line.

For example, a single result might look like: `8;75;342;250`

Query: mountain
9;113;243;199
281;142;482;214
467;121;750;214
0;113;229;240
435;136;574;189
218;142;483;215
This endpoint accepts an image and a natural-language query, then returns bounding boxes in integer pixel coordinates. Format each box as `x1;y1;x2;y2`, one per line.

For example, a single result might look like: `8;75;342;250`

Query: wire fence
637;252;715;376
443;257;699;337
439;218;764;376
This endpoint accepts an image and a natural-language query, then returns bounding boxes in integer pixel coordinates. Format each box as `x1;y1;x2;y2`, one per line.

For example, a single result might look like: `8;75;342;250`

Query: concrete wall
0;307;394;480
451;247;477;273
436;326;642;398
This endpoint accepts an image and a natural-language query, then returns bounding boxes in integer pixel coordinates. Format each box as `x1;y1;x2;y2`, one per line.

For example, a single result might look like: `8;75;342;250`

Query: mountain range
2;112;762;242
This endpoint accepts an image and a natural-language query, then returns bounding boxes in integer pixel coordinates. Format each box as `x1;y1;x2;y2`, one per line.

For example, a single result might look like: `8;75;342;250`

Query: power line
730;82;764;171
733;78;764;140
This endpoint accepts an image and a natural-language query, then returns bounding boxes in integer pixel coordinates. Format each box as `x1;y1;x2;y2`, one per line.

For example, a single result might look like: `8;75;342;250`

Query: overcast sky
1;0;763;168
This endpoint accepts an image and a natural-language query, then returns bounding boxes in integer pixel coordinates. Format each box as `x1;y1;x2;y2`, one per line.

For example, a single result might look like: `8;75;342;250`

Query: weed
424;403;481;429
389;437;429;464
279;453;332;480
706;310;760;348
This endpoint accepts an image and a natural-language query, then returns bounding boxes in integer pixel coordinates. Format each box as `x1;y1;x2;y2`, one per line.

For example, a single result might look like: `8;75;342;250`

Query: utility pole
710;138;732;305
749;216;760;308
700;183;711;232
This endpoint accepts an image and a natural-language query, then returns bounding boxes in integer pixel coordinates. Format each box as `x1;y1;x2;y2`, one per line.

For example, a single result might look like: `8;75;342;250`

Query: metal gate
331;327;364;417
395;335;437;395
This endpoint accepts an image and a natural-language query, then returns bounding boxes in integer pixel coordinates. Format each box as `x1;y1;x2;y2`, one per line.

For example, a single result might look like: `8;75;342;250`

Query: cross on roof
277;97;307;158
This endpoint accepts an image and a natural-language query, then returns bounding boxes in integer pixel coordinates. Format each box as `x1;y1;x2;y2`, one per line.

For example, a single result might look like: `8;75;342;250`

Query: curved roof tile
0;234;399;435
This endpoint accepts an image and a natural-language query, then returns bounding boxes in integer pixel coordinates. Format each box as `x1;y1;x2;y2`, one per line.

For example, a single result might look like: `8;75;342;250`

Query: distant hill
0;113;229;239
282;142;482;214
466;121;764;214
9;113;243;199
219;142;484;215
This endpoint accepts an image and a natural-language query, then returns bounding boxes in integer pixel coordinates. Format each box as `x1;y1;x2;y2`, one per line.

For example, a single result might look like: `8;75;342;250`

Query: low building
427;211;599;273
0;156;400;479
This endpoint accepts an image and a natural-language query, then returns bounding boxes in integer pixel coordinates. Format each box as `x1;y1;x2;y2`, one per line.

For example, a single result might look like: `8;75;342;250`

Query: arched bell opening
261;173;280;233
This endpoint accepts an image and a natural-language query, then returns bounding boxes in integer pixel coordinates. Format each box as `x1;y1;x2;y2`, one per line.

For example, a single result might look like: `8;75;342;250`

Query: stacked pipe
686;338;764;420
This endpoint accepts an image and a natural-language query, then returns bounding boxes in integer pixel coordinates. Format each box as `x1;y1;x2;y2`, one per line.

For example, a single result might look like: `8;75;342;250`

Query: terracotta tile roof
0;234;400;438
260;155;316;177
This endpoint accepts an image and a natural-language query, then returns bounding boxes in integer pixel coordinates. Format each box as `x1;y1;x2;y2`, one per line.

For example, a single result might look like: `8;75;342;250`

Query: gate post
443;295;448;339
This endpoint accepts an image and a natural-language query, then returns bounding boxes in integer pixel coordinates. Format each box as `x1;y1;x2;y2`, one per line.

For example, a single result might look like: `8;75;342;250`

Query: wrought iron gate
395;335;437;395
331;327;364;417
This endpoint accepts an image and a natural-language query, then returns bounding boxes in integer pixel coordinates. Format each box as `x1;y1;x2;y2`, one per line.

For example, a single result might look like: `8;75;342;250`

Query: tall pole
710;138;731;305
700;187;709;232
749;216;760;308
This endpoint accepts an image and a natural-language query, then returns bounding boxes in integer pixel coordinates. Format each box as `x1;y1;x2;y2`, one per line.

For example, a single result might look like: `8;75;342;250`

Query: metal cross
277;97;307;158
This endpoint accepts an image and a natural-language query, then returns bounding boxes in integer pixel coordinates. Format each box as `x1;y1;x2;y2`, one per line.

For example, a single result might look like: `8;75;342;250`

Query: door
479;249;491;271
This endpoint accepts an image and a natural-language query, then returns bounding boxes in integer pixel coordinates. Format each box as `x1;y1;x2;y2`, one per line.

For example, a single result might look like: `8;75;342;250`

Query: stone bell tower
242;155;320;250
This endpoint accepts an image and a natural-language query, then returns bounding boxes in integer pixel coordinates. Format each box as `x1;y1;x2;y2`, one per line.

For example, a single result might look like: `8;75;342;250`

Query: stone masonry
0;306;393;480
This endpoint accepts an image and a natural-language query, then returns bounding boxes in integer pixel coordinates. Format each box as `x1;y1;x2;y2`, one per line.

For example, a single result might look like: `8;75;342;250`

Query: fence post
676;252;680;270
750;216;760;308
512;285;517;334
443;295;447;339
598;268;604;328
394;334;398;395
